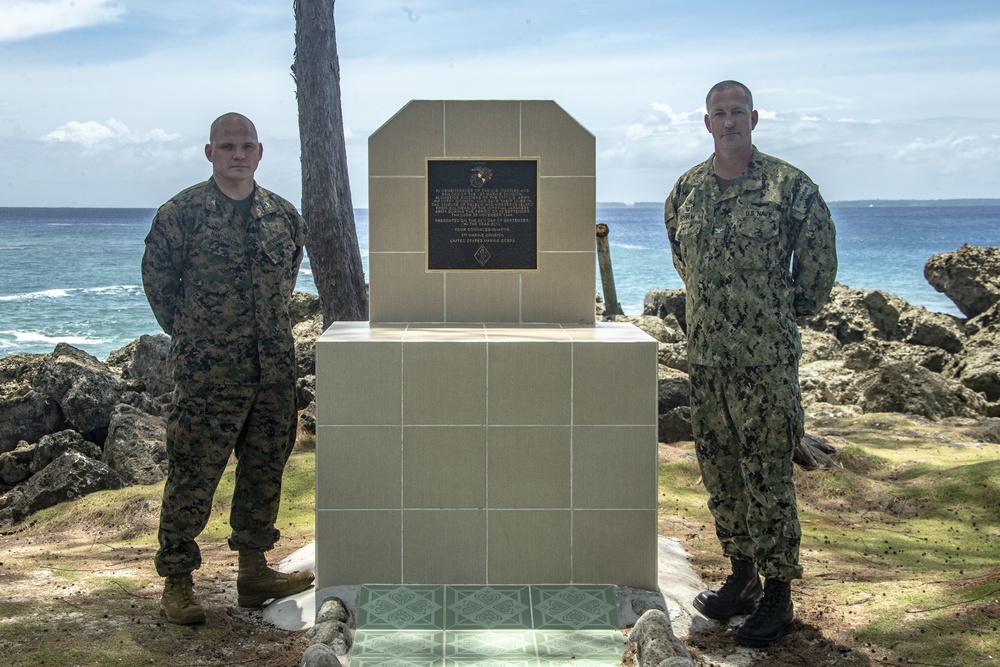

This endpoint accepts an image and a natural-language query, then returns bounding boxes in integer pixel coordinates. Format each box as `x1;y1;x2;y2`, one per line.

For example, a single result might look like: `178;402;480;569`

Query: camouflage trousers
154;382;298;577
688;362;804;582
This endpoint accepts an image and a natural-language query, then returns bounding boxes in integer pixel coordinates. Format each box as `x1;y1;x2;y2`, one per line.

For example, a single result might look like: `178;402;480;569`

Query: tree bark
292;0;368;327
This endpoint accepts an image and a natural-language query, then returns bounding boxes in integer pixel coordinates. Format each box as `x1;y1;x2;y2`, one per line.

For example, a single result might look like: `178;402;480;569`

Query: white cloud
3;1;1000;206
622;104;702;142
892;133;999;167
42;120;115;146
648;103;700;125
41;119;180;148
0;0;125;42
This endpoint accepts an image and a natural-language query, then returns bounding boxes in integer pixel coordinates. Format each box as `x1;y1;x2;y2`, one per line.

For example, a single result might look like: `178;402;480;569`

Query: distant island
828;199;1000;207
597;199;1000;208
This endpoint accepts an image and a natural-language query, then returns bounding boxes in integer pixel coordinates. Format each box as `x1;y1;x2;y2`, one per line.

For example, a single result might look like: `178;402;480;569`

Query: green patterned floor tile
446;585;533;629
529;585;619;629
350;584;623;667
351;658;443;667
445;659;540;666
358;584;445;629
353;629;444;659
444;629;537;660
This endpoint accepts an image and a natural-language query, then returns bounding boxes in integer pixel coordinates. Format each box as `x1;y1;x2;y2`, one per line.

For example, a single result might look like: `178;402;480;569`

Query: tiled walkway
352;584;625;666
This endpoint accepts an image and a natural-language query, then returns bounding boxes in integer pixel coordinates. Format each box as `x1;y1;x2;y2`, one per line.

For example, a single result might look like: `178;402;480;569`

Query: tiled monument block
315;101;658;590
367;100;596;324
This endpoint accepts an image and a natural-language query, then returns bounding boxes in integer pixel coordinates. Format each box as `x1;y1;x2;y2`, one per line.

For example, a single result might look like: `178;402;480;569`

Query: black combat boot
692;558;763;621
735;578;794;646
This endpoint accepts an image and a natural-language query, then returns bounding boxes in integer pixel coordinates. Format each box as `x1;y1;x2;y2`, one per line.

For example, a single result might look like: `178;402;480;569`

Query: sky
0;0;998;209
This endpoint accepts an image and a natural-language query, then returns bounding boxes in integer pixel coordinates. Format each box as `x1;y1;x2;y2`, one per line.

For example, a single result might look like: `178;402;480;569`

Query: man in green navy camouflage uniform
142;113;313;625
664;81;837;646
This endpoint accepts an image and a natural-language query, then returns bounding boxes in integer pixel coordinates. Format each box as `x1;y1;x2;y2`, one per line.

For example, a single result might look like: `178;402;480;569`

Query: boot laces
172;575;197;606
750;583;786;620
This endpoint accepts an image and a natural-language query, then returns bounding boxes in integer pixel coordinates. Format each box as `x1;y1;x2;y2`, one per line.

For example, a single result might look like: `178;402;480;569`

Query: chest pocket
258;220;295;265
187;234;248;296
673;213;706;258
193;235;245;273
732;206;781;271
203;236;244;260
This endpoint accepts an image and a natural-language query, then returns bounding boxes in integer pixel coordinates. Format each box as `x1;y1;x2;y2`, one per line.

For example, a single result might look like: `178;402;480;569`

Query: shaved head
209;113;258;143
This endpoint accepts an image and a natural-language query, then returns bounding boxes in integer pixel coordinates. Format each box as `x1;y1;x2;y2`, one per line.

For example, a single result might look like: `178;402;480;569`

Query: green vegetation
660;414;1000;666
0;450;316;667
1;415;997;665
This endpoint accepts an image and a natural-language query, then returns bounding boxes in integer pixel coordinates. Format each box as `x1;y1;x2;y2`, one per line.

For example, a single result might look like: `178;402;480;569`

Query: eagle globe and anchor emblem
469;165;493;188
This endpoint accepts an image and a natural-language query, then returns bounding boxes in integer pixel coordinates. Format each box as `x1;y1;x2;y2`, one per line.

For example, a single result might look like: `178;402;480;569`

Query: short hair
706;81;753;111
209;113;257;143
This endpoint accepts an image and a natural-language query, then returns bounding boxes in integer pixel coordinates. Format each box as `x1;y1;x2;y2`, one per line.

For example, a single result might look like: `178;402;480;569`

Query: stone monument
314;100;658;589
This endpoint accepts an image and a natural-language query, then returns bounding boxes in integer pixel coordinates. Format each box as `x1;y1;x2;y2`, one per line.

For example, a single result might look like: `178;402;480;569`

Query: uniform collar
204;178;279;219
703;147;765;202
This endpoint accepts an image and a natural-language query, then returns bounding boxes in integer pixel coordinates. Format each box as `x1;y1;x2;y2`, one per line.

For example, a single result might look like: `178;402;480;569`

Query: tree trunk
292;0;368;327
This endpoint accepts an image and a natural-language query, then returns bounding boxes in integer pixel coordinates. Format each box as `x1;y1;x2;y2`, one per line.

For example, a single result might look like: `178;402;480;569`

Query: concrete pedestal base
314;322;658;589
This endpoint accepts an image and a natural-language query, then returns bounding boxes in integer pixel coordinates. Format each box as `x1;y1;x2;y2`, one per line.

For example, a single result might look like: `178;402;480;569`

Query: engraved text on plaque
427;159;538;271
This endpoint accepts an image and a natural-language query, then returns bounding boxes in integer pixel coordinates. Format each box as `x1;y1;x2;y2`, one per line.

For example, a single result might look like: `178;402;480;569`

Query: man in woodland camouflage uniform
142;112;313;625
664;81;837;646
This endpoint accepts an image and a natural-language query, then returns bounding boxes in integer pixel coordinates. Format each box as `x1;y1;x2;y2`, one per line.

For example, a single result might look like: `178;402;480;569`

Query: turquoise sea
1;202;999;361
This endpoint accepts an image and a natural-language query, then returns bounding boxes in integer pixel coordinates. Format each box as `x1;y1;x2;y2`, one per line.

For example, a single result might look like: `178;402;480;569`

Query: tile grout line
399;327;407;583
572;324;576;581
484;330;490;584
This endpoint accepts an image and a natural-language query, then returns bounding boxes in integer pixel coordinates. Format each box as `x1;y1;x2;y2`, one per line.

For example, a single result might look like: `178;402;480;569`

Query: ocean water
597;200;1000;316
1;202;998;361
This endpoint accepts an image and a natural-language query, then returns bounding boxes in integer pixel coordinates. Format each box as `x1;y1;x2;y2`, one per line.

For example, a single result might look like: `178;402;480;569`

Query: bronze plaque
427;158;538;271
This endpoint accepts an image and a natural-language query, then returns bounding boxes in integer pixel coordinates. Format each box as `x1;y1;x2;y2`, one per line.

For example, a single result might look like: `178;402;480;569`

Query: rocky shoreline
0;292;324;528
2;244;998;531
626;244;1000;449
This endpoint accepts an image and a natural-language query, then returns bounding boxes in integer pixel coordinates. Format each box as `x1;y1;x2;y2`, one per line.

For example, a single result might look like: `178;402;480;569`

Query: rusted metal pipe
596;223;623;317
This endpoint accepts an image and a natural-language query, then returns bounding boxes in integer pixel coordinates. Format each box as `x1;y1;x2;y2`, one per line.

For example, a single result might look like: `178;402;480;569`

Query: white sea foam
83;285;141;295
4;330;108;346
0;288;72;302
610;242;651;251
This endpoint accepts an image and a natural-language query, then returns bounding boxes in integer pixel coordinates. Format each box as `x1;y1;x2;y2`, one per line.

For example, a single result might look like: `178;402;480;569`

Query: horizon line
3;197;1000;211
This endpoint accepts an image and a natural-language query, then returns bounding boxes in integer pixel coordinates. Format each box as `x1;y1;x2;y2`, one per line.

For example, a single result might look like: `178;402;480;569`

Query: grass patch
4;415;999;665
660;413;1000;666
0;450;317;666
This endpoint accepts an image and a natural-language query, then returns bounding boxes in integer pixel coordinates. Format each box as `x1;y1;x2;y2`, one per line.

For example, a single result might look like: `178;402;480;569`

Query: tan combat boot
160;573;207;625
237;549;315;608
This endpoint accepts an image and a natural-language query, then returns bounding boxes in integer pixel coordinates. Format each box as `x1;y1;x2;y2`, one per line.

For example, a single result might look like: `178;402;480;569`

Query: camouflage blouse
142;178;307;386
664;148;837;367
